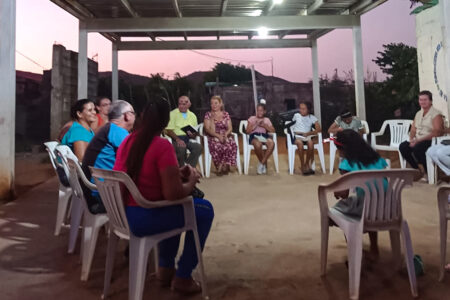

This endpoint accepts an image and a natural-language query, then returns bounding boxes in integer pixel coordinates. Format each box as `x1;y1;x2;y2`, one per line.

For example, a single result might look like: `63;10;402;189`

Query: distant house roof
16;71;42;83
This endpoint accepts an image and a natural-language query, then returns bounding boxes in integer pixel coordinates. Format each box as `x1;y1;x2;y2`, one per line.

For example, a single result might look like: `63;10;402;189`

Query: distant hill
99;69;295;87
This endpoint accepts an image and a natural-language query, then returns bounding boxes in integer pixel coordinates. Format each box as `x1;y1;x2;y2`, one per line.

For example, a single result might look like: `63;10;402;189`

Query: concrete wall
50;45;98;140
0;0;16;200
416;3;449;118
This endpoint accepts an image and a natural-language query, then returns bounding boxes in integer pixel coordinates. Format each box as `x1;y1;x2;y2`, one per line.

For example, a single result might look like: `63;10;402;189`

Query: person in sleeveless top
399;90;443;179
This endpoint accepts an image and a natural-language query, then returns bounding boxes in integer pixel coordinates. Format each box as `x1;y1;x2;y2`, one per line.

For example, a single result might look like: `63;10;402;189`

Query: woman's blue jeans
126;198;214;278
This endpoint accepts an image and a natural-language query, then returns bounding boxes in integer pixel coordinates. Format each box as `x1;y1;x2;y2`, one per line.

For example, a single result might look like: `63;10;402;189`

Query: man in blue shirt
81;100;136;214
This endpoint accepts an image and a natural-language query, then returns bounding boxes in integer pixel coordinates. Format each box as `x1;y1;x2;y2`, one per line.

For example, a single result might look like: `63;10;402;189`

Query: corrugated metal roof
50;0;385;41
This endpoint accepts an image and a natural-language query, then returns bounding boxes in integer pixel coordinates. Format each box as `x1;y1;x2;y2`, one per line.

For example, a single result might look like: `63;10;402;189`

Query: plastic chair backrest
66;157;88;204
361;120;370;135
386;120;412;147
44;141;60;170
318;169;417;229
434;135;450;144
90;168;132;238
197;123;204;136
55;145;77;180
239;120;248;135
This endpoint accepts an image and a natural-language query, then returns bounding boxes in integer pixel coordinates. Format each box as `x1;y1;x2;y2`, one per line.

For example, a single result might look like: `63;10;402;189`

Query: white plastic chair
426;135;450;184
437;185;450;282
201;123;242;177
371;120;412;168
44;141;72;236
66;156;109;281
55;145;84;254
91;167;208;300
239;120;279;175
283;121;325;175
319;169;418;300
329;120;370;174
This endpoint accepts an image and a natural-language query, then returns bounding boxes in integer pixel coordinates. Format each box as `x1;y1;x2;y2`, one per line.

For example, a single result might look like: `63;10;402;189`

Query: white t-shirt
291;113;318;133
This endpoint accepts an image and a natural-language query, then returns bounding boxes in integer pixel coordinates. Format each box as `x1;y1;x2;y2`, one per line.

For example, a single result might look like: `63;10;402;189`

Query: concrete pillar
352;20;366;121
311;39;321;124
0;0;16;200
441;0;450;118
250;65;258;113
112;43;118;100
78;22;88;99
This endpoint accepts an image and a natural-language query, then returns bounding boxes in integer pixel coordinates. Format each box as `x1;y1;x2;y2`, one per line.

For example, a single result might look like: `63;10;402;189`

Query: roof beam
85;15;359;32
116;39;312;51
118;0;155;41
51;0;119;42
264;1;277;16
171;0;187;41
307;0;325;15
217;0;229;40
220;0;228;16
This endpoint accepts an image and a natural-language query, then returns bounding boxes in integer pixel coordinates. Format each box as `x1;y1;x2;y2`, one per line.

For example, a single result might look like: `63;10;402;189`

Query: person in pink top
113;97;214;295
246;102;276;174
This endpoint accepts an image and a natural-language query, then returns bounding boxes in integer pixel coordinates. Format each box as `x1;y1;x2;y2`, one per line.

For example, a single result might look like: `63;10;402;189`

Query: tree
204;62;252;83
373;43;419;119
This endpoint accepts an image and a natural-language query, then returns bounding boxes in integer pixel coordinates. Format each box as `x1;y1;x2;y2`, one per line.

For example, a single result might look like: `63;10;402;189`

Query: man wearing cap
328;110;365;135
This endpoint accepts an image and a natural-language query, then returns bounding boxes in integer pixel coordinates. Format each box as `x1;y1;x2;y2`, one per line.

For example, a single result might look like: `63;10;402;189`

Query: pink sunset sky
16;0;417;83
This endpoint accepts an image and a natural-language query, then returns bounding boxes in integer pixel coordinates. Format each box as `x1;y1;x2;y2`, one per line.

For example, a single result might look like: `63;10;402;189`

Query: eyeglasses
124;111;136;116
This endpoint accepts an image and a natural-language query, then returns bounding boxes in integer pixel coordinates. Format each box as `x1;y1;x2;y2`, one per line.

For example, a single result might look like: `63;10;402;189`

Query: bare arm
311;121;321;135
358;127;366;135
264;119;275;133
204;118;219;138
73;141;89;161
160;165;197;200
246;120;257;134
328;122;341;135
416;115;444;143
409;120;416;141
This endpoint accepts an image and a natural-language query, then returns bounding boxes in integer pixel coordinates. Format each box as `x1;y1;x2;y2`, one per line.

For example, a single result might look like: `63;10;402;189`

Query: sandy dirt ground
1;152;449;300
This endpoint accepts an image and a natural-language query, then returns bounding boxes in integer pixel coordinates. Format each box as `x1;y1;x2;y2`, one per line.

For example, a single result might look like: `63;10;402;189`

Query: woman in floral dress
204;96;237;175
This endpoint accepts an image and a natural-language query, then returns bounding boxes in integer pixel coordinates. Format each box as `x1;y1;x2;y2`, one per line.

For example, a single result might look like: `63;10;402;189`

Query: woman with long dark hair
113;97;214;294
332;129;388;258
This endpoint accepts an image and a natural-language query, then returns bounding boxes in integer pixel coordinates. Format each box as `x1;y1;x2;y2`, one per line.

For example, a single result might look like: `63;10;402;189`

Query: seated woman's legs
294;139;306;172
125;198;214;279
411;140;432;171
251;139;264;163
176;198;214;278
261;138;275;166
305;139;315;171
399;141;418;169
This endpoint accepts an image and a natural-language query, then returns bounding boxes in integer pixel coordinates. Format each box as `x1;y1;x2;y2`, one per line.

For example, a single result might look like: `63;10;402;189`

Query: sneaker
257;163;263;175
262;164;267;174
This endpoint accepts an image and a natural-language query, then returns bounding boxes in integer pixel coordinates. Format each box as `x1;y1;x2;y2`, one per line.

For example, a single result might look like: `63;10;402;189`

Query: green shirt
166;108;198;136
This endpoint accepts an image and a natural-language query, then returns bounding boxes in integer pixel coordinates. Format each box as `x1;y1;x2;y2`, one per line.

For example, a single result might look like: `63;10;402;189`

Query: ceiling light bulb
249;9;263;16
258;27;269;38
273;0;283;4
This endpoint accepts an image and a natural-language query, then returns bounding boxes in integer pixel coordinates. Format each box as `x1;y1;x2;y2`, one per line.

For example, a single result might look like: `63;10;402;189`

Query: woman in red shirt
113;97;214;295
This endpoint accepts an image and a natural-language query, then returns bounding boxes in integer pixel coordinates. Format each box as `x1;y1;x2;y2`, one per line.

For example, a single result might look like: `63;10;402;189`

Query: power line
155;37;273;64
16;50;47;70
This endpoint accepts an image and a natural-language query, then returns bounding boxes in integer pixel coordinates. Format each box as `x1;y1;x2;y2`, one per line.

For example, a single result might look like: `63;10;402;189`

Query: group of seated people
56;89;450;293
58;96;213;294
